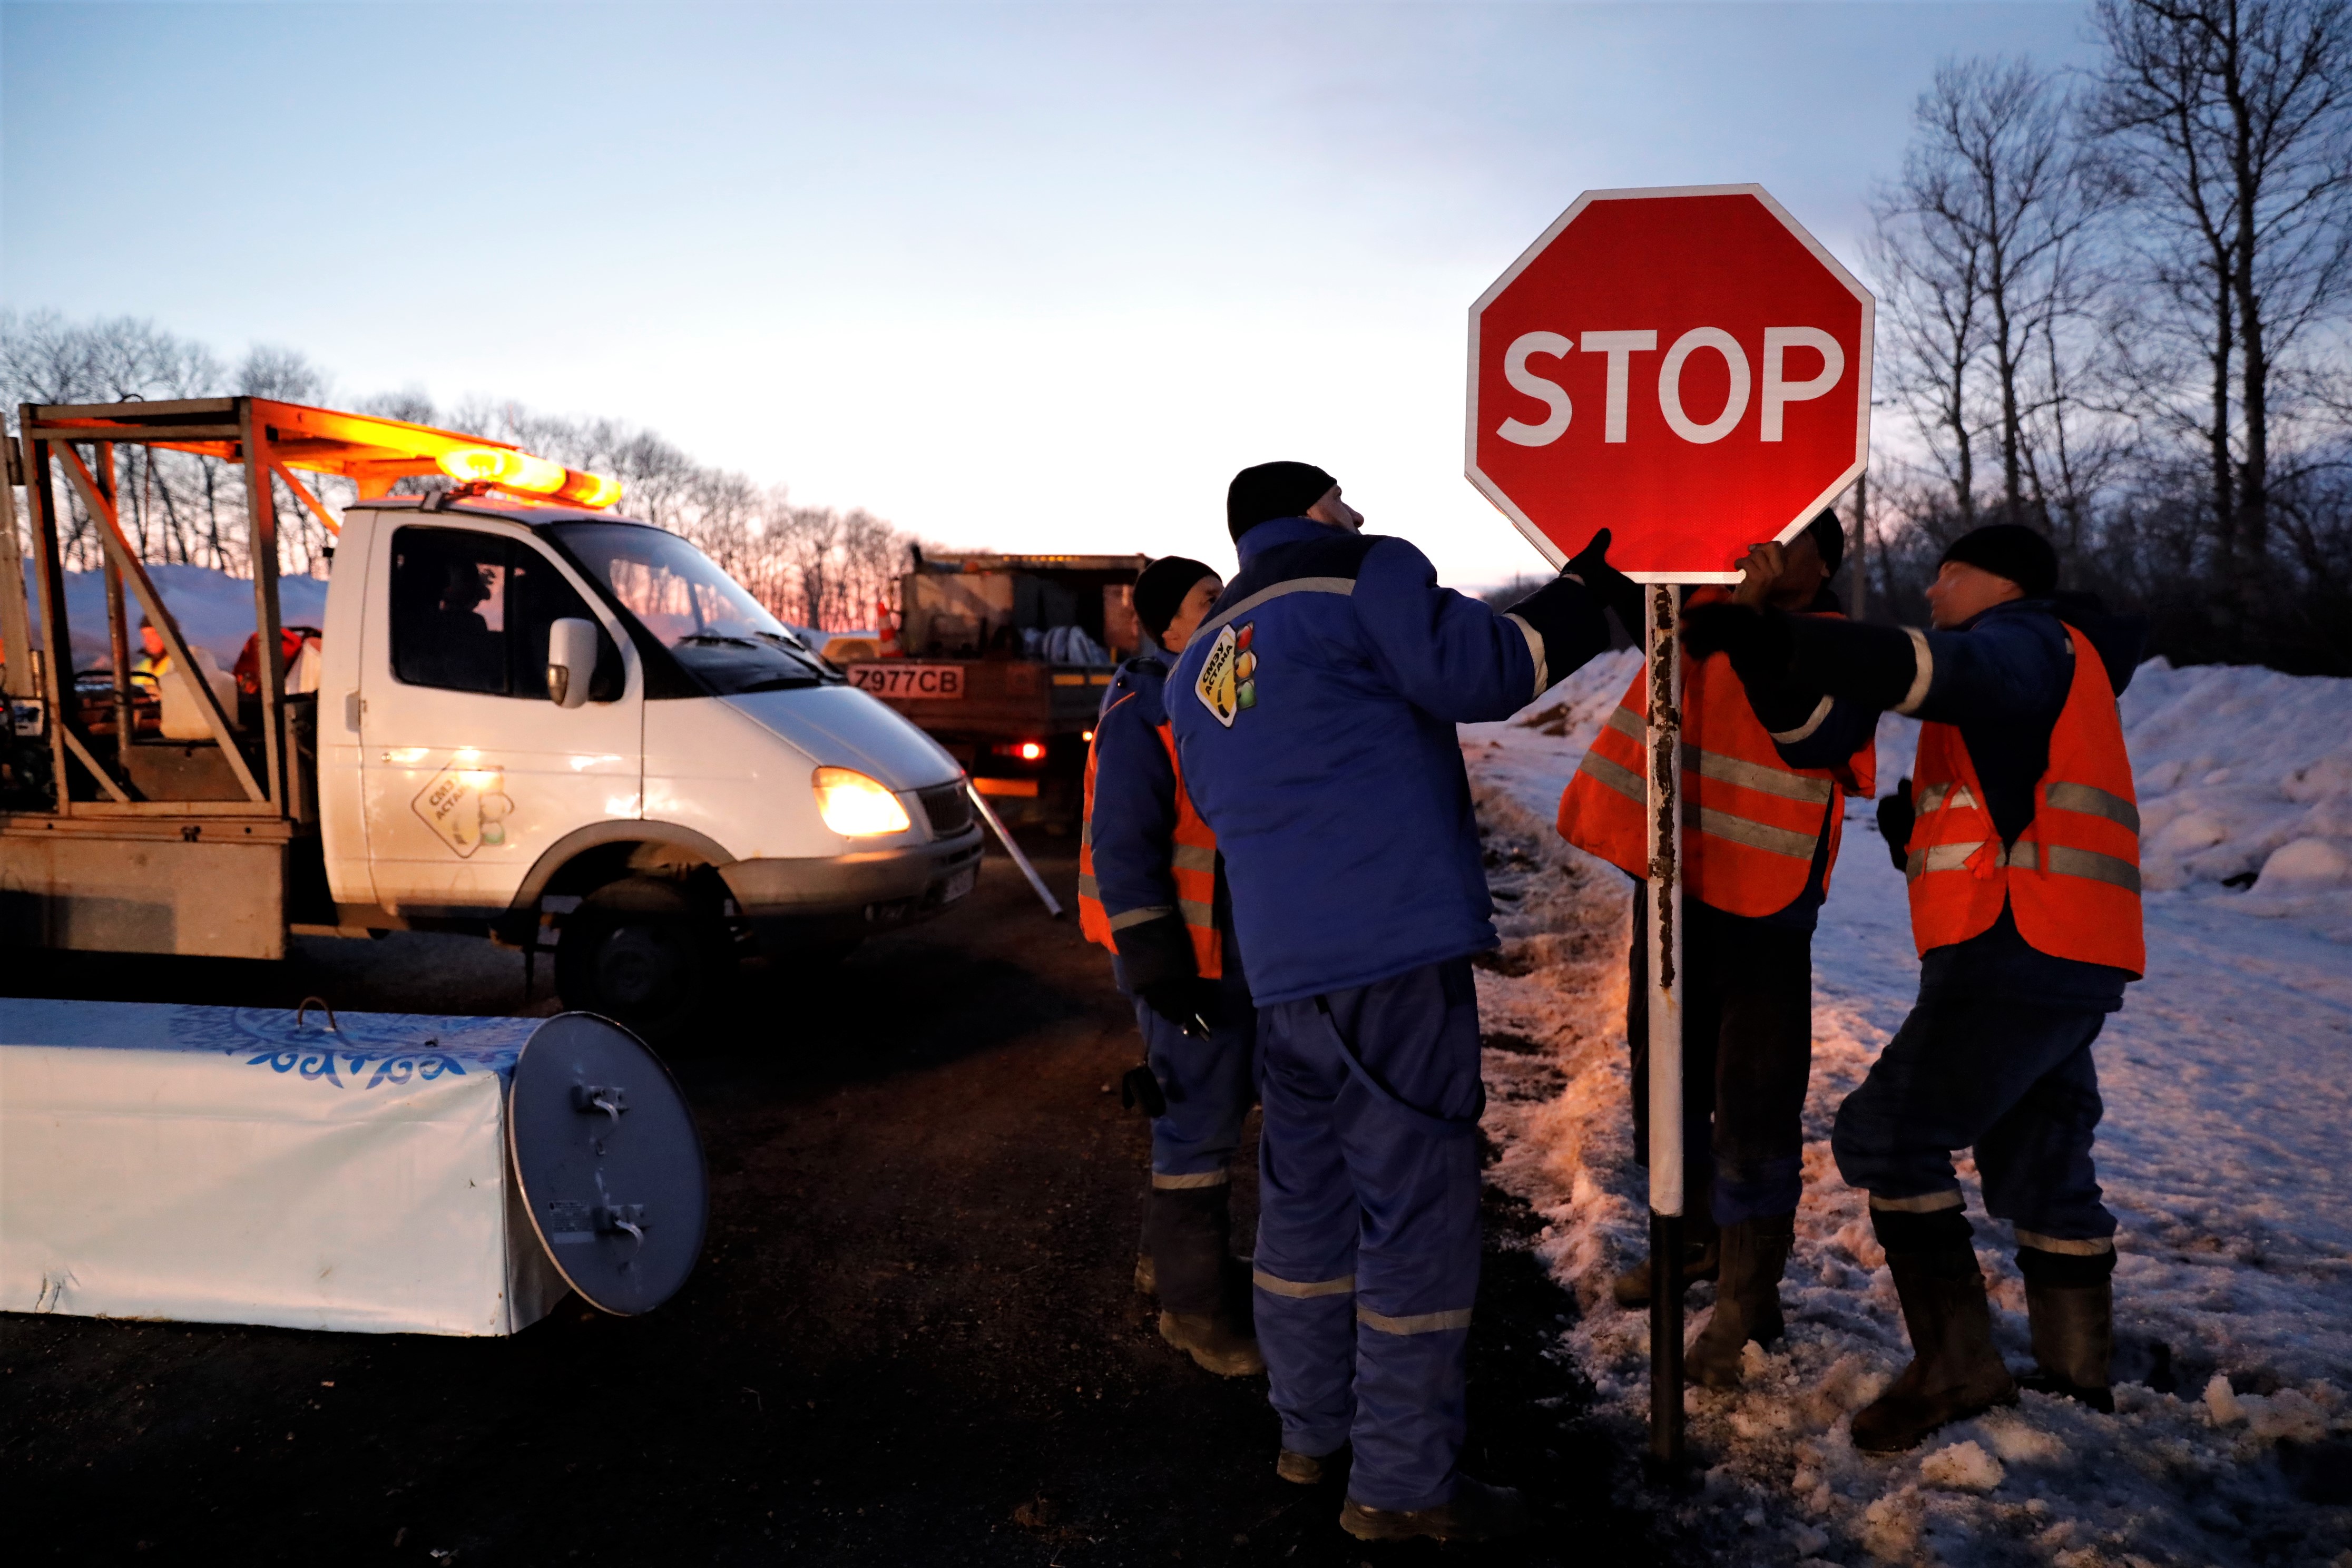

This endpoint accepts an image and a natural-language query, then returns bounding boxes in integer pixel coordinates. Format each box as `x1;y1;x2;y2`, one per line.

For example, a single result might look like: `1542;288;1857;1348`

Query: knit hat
1227;462;1337;540
1805;509;1846;575
1133;556;1219;643
1941;523;2057;598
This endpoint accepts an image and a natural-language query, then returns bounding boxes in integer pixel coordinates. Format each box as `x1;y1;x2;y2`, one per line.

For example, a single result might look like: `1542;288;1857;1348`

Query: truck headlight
812;767;912;837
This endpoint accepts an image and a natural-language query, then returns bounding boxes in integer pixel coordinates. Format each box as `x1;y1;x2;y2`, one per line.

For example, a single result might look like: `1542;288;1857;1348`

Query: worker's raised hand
1732;541;1786;609
1564;527;1614;583
1563;528;1643;631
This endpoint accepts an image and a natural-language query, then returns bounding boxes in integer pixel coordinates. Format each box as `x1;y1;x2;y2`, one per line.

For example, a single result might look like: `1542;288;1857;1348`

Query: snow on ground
1465;649;2352;1566
23;564;331;671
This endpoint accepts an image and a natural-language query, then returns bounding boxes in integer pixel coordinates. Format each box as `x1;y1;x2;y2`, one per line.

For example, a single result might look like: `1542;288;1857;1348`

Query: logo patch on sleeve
1195;622;1243;727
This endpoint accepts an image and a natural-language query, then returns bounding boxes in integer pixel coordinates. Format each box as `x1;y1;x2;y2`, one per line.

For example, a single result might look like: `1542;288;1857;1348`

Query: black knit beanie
1227;461;1337;541
1941;523;2057;598
1805;509;1846;575
1133;556;1218;643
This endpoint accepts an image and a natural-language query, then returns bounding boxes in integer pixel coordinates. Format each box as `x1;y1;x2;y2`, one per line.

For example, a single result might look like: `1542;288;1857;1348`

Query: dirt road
1;839;1664;1566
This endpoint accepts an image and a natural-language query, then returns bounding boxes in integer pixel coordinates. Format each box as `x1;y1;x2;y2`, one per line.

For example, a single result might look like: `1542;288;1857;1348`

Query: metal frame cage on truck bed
0;397;611;958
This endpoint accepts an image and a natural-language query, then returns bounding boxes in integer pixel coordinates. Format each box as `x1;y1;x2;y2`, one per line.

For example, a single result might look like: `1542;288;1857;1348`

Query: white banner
1;1001;569;1337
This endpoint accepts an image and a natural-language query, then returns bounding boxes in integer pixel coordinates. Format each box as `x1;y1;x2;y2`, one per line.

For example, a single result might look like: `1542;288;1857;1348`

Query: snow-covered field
1466;649;2352;1567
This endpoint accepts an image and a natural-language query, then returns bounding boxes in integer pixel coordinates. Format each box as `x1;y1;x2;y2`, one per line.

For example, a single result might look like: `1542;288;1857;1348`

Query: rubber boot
1145;1184;1231;1316
1611;1220;1720;1309
1688;1213;1795;1389
2019;1279;2115;1413
1340;1477;1529;1543
1850;1249;2018;1453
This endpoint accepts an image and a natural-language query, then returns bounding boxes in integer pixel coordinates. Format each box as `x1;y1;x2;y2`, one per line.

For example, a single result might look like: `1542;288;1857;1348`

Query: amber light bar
437;446;622;508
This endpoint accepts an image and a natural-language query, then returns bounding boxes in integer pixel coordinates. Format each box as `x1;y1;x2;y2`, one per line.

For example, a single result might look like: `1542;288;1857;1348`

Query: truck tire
554;876;733;1046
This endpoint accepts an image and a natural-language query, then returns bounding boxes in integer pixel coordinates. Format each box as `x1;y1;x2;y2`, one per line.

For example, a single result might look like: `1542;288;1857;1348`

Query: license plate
939;866;977;904
850;662;965;699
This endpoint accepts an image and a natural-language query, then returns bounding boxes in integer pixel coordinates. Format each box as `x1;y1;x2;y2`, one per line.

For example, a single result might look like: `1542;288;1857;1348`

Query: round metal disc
507;1012;708;1316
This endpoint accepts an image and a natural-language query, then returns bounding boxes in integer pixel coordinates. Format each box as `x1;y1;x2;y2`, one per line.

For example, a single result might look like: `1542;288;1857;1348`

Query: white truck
0;398;984;1038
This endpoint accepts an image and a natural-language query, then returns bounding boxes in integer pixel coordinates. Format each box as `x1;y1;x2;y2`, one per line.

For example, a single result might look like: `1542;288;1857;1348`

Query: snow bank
1463;654;2352;1567
23;564;331;671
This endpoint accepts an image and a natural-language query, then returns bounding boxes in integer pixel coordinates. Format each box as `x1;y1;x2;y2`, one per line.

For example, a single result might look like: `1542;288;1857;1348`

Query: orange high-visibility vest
1555;600;1875;918
1904;623;2144;974
1077;698;1223;978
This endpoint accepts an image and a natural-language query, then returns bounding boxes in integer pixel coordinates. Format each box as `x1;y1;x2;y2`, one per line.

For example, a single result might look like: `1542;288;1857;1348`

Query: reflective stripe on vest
1903;623;2144;974
1554;609;1874;918
1077;698;1223;977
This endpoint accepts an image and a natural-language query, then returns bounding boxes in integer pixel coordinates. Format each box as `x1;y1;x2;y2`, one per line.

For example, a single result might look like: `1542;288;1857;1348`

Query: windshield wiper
675;633;762;649
733;674;825;693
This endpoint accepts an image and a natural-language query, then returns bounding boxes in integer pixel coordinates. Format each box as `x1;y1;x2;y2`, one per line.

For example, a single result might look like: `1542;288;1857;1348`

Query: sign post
1466;183;1874;1464
1643;582;1687;1463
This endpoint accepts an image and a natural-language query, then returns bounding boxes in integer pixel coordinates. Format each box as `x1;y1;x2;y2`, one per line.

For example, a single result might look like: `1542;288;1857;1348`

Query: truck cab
1;399;983;1040
844;552;1147;826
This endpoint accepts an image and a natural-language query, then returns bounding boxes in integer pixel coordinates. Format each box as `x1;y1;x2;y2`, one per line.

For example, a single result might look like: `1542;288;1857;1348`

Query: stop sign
1467;184;1873;581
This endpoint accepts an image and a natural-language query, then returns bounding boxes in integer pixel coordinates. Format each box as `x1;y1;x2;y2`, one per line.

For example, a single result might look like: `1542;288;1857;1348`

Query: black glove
1506;540;1613;684
1565;527;1644;634
1113;911;1196;992
1140;976;1224;1036
1876;778;1915;875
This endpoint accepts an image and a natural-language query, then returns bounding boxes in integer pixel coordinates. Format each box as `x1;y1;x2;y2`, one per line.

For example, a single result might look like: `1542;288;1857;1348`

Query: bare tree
1869;57;2118;531
2089;0;2352;614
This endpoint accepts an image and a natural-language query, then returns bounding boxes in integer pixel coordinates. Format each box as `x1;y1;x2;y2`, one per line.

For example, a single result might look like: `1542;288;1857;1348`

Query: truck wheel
554;877;733;1046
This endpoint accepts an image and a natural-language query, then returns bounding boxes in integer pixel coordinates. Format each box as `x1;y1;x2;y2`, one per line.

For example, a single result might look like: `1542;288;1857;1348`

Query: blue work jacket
1167;516;1586;1005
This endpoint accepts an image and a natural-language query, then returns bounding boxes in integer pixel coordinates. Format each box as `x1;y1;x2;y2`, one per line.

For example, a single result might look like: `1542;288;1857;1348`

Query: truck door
358;521;639;914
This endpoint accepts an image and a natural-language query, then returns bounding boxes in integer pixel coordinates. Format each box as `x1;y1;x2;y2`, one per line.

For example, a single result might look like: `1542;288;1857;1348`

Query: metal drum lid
507;1012;708;1316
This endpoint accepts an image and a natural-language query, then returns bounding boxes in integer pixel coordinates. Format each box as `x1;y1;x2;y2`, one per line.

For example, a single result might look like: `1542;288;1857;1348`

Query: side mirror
546;618;600;708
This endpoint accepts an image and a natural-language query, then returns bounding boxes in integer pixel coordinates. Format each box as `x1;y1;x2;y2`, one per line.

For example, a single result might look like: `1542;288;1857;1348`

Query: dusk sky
3;2;2099;586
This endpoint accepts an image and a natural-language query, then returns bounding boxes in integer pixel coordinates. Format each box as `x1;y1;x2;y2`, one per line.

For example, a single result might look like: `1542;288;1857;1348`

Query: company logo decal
1195;622;1258;727
413;759;516;856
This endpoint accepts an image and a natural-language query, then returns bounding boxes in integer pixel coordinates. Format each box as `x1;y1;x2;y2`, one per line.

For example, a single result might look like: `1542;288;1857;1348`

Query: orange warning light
438;447;623;509
556;471;622;508
1017;741;1045;761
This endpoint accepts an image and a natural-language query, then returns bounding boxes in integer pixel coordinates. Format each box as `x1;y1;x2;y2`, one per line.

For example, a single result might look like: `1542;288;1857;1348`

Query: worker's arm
1684;604;2069;729
1351;535;1612;722
1087;691;1183;949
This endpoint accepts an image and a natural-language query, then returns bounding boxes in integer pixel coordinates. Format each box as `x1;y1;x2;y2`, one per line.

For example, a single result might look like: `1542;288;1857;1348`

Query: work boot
1340;1477;1529;1542
1688;1213;1796;1388
1851;1250;2018;1453
1276;1446;1340;1485
1158;1310;1265;1377
2018;1279;2115;1413
1611;1224;1720;1309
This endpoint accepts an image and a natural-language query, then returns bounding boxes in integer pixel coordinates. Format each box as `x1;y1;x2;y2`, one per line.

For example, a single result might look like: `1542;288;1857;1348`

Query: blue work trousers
1831;992;2116;1243
1130;969;1259;1181
1119;962;1258;1316
1252;957;1484;1513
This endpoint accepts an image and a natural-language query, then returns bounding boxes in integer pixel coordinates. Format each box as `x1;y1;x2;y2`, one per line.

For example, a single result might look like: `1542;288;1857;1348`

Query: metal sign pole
1644;583;1687;1466
965;778;1064;918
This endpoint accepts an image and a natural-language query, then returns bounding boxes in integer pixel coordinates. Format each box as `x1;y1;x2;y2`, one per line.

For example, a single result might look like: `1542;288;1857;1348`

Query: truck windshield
547;523;836;694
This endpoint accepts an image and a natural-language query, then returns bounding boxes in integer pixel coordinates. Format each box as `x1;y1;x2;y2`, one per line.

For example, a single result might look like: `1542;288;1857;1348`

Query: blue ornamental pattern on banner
160;1005;537;1089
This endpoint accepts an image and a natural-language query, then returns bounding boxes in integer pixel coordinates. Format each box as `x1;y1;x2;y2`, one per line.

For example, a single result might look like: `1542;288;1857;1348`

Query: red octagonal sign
1468;184;1874;582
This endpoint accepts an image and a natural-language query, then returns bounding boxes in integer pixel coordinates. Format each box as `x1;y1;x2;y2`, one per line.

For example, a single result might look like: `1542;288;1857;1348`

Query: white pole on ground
965;778;1065;918
1644;583;1687;1465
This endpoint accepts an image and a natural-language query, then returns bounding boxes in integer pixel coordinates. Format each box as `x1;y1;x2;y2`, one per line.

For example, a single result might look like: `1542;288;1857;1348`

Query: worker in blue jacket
1168;461;1619;1544
1080;555;1263;1377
